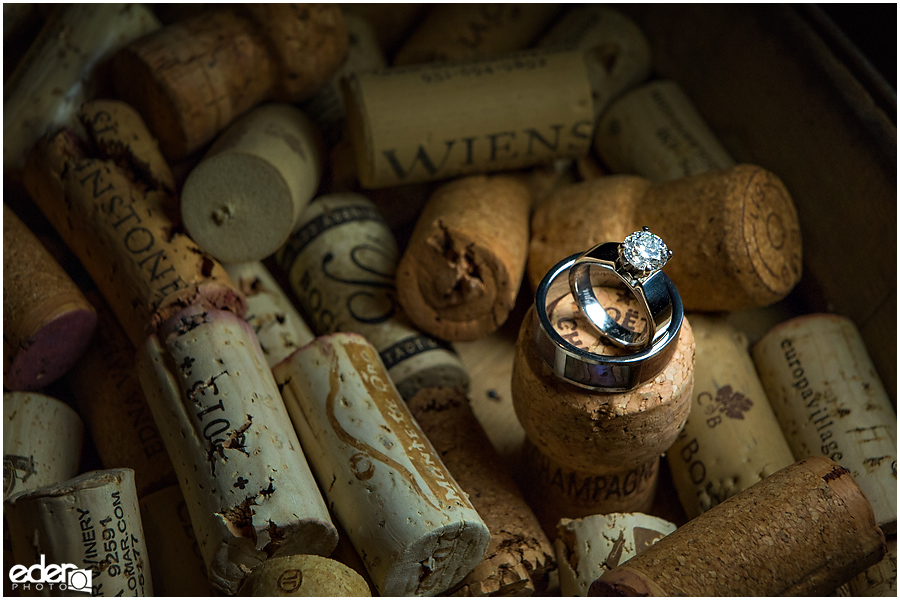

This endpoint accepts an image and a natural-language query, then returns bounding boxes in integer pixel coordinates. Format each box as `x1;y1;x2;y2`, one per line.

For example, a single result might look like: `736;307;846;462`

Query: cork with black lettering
343;50;594;188
3;391;83;501
528;165;802;311
136;306;337;594
752;314;897;532
67;293;176;498
111;4;347;159
139;485;212;597
594;80;735;181
396;175;531;341
393;4;561;65
275;193;469;400
667;314;794;519
3;204;97;391
5;468;153;596
589;457;887;596
273;333;490;597
180;103;323;263
555;513;676;596
23;100;246;348
238;554;371;596
407;386;555;596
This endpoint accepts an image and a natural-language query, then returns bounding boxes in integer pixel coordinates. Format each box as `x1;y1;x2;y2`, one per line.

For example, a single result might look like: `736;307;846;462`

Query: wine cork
849;536;896;596
521;439;660;536
112;4;348;159
223;261;315;368
301;13;387;148
396;175;532;341
408;386;555;596
139;485;212;597
340;4;428;57
3;3;160;179
275;193;469;399
589;457;887;597
751;314;898;530
3;392;83;500
136;306;338;594
239;554;371;596
3;205;97;391
181;103;323;263
343;49;595;188
528;165;803;311
594;80;735;181
273;333;491;596
555;513;677;596
667;314;795;519
67;294;176;498
537;6;652;120
23;100;246;348
511;295;694;474
393;4;562;65
5;468;153;596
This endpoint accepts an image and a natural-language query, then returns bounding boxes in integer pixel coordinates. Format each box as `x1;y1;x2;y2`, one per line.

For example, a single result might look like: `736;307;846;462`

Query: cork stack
112;4;348;159
396;175;532;341
3;205;97;391
23;100;246;348
512;282;694;532
589;457;886;596
529;165;803;311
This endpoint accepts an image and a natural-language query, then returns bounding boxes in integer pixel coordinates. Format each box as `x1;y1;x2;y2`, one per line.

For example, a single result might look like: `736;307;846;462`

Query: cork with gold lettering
6;468;153;596
275;193;469;399
3;204;97;391
238;554;371;597
343;49;594;188
393;4;561;65
528;165;803;311
589;457;886;597
273;333;490;596
537;6;652;120
556;513;676;596
667;314;794;519
139;484;212;597
111;4;347;160
180;103;323;263
594;80;736;181
396;175;532;341
23;100;245;348
3;391;83;501
752;314;897;531
408;386;555;596
67;293;176;498
3;4;160;180
223;261;315;369
136;306;338;594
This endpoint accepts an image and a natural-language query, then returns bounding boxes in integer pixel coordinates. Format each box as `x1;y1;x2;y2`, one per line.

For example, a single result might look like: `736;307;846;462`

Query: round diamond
622;230;669;272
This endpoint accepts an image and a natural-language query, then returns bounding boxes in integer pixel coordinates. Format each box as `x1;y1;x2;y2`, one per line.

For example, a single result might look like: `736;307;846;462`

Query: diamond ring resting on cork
568;227;675;350
534;252;683;391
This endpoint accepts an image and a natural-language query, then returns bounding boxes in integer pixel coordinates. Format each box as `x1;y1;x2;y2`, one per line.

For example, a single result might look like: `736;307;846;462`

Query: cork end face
4;307;98;391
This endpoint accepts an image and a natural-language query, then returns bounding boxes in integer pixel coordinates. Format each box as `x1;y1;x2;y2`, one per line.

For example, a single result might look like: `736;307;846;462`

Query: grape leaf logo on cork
697;385;754;428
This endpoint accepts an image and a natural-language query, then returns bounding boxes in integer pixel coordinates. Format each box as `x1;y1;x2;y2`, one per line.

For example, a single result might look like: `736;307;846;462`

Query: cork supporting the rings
397;175;532;341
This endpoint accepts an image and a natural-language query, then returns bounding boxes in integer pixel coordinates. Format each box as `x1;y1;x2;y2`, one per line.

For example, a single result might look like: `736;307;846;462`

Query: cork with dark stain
589;457;886;597
22;100;245;348
408;386;555;596
397;175;532;341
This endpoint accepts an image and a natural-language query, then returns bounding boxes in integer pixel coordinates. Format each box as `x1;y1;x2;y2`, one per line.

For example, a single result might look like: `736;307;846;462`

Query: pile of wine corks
3;4;893;598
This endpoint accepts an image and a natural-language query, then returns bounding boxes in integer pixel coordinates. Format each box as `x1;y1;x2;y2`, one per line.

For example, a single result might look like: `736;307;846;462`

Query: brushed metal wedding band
534;253;684;392
568;231;674;350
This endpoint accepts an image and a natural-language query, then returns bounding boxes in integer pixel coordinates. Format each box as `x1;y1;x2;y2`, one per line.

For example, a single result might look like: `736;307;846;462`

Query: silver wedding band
568;234;674;350
534;253;683;392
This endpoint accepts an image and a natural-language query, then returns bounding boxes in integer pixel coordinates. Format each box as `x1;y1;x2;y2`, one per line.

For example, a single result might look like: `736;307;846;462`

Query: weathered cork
239;554;371;596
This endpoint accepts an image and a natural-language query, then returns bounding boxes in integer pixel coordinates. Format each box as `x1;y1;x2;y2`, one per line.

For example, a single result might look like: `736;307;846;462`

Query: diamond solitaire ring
568;228;676;350
534;252;683;391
